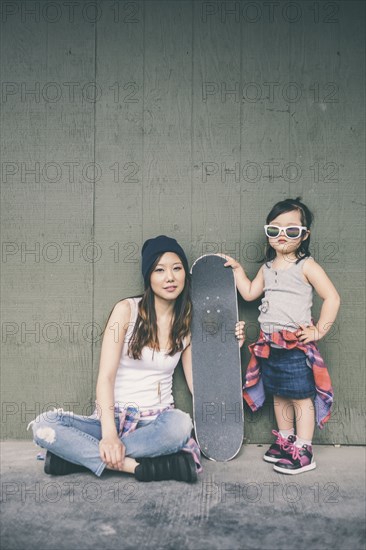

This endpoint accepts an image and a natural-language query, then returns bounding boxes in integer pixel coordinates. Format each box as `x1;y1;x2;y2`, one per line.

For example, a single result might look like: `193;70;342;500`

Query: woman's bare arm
95;299;131;469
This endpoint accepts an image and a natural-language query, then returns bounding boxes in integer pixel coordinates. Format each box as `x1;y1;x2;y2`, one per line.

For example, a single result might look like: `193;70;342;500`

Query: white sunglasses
264;225;308;239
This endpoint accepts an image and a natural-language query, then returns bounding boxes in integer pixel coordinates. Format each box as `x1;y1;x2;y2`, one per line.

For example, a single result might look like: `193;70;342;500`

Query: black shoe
44;451;87;476
134;452;197;483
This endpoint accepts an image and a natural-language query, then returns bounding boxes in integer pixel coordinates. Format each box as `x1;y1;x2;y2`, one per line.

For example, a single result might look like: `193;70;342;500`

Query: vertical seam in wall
239;4;242;255
91;14;97;401
288;17;292;197
190;0;194;256
142;1;145;243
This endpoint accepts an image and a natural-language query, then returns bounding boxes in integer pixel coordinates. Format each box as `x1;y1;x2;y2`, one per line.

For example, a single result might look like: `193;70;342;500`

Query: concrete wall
1;0;364;443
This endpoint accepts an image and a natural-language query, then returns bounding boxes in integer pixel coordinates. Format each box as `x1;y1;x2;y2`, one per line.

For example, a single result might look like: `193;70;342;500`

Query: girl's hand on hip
235;321;246;348
295;324;320;344
99;435;126;471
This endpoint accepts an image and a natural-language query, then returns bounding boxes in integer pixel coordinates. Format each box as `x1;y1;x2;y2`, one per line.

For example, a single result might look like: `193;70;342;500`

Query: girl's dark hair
264;197;314;264
102;253;192;359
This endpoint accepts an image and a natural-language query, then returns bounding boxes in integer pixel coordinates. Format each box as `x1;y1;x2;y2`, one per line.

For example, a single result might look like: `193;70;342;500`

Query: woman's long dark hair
102;253;192;359
264;197;314;264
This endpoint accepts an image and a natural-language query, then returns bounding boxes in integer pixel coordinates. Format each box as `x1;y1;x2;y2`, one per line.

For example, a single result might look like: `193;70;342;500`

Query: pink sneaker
263;430;296;463
273;444;316;475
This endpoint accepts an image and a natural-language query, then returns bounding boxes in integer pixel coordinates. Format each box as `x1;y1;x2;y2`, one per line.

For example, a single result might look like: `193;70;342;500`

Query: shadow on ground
1;442;365;550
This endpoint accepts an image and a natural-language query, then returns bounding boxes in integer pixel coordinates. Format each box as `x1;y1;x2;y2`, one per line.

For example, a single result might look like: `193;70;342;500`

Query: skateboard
190;254;244;461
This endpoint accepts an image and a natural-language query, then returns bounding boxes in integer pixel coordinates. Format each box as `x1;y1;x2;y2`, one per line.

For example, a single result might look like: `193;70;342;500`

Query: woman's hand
235;320;246;348
99;434;126;471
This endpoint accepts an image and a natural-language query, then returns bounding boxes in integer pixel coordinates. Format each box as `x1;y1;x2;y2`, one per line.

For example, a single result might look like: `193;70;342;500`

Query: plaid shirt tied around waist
242;330;334;429
94;404;202;473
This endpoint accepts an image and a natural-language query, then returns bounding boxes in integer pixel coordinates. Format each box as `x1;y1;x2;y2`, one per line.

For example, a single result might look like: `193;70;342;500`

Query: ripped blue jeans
28;408;193;477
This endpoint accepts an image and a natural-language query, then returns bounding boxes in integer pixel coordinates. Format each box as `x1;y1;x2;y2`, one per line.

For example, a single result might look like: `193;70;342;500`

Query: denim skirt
260;347;316;399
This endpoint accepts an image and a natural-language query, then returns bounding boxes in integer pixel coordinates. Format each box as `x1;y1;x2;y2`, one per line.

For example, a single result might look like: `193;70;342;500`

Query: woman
29;235;245;482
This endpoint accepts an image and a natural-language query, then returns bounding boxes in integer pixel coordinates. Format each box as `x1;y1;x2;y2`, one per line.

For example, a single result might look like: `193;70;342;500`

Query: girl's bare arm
221;254;265;301
301;259;341;341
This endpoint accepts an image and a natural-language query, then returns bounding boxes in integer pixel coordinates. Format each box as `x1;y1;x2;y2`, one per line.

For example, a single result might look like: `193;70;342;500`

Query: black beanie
141;235;189;286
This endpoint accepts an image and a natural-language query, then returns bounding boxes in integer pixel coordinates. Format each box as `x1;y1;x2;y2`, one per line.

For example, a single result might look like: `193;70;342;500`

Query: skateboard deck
190;254;244;461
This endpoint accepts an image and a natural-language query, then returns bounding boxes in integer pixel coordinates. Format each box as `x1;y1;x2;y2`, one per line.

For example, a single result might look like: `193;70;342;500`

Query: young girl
28;234;246;482
223;197;340;474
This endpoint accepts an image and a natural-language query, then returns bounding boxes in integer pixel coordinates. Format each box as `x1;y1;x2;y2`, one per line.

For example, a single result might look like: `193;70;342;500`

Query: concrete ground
1;442;365;550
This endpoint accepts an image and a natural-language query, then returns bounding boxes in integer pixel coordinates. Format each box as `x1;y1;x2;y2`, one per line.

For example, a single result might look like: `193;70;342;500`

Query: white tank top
114;297;188;418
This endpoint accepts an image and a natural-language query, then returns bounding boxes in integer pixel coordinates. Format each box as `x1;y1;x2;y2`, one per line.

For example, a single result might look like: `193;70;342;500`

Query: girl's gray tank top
258;256;314;336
